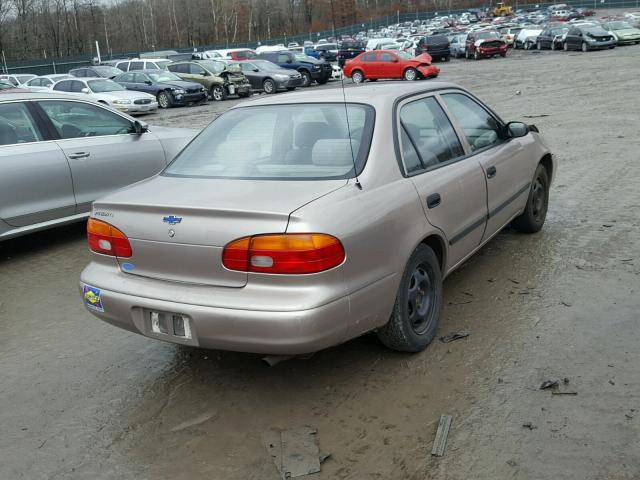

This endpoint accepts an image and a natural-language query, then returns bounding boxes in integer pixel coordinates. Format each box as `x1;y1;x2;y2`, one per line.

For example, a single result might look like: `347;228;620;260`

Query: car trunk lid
92;176;346;287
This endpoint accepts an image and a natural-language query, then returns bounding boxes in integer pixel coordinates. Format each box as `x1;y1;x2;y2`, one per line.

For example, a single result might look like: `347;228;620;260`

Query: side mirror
506;121;529;138
286;58;293;63
133;120;149;136
81;87;90;94
144;80;152;85
253;68;259;72
393;57;399;62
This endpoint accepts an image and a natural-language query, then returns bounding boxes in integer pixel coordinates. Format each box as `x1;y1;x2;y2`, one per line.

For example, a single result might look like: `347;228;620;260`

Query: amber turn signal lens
222;233;345;274
87;218;132;258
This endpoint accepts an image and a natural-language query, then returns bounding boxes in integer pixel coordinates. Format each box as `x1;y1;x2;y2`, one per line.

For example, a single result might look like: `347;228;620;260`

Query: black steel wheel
377;244;442;352
512;164;550;233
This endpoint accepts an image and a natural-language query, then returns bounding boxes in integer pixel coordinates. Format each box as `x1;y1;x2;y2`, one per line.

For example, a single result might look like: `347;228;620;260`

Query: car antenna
340;64;362;190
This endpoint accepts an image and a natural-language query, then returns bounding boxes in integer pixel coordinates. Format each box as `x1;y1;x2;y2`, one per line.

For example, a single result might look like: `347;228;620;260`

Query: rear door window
53;80;72;92
399;96;465;173
70;81;85;93
129;61;145;71
116;62;129;71
277;53;290;63
0;102;43;145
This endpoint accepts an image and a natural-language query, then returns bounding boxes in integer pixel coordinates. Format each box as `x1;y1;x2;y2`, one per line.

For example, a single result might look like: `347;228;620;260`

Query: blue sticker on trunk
83;285;104;313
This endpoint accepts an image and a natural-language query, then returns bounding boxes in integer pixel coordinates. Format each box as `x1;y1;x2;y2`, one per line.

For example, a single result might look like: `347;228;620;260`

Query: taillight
222;233;345;274
87;218;132;257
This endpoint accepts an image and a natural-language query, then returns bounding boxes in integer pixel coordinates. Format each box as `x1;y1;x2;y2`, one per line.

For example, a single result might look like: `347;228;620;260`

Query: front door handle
486;166;497;179
427;193;441;209
68;152;90;159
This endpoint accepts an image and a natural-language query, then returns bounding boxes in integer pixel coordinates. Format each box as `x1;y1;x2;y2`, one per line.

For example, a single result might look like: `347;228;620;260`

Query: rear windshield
164;103;374;180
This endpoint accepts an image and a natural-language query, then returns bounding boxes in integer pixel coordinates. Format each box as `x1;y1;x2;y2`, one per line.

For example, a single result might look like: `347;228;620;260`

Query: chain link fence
3;0;638;75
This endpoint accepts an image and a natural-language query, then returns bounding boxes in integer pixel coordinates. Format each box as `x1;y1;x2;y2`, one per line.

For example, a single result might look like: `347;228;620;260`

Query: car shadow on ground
0;221;86;264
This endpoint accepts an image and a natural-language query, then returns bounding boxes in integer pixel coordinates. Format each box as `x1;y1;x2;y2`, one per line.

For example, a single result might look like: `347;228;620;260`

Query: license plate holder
144;309;195;343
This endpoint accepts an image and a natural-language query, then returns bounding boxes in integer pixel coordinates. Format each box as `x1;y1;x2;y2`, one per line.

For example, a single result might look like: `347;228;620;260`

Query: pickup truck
254;50;332;87
336;41;366;67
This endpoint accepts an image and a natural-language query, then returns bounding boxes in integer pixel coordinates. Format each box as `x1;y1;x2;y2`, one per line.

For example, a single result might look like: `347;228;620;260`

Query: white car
331;64;343;80
51;77;158;115
23;74;72;92
0;74;36;86
624;12;640;26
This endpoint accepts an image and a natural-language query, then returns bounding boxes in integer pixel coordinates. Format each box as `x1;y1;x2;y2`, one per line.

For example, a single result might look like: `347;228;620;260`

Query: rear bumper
79;261;351;355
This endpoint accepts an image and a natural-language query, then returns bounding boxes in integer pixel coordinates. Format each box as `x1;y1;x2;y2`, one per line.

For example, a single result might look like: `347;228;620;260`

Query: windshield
88;80;125;92
607;21;632;29
155;60;172;69
294;53;316;62
476;31;500;40
94;66;122;76
199;60;225;74
164;104;374;180
252;60;282;71
148;72;182;82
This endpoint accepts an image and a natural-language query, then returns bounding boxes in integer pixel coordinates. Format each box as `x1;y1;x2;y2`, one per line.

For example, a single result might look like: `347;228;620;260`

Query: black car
337;41;366;68
416;35;451;62
536;25;569;50
563;25;616;51
113;70;206;108
69;66;123;79
238;60;303;94
254;51;332;87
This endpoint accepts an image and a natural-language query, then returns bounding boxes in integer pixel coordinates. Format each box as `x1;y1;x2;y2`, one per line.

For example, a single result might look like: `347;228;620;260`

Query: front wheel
581;42;588;52
157;91;172;109
300;70;312;87
511;164;550;233
377;244;442;352
351;70;364;84
403;67;418;81
210;85;225;101
262;78;276;94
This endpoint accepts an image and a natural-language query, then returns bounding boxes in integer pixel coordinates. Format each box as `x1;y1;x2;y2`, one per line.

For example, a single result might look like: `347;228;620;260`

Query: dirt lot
1;43;640;479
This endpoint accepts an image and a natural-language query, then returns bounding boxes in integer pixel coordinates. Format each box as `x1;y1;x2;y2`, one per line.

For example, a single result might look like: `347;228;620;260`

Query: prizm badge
163;215;182;225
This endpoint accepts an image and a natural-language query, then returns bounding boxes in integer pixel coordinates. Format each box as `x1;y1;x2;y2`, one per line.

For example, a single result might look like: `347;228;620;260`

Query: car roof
237;81;461;110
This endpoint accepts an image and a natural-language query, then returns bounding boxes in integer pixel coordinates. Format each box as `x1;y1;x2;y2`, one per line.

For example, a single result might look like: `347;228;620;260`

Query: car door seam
487;181;531;219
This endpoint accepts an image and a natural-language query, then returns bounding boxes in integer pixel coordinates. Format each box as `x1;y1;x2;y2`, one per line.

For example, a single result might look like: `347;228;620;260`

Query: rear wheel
511;164;550;233
403;67;418;81
157;91;172;109
377;244;442;352
351;69;364;84
262;78;276;94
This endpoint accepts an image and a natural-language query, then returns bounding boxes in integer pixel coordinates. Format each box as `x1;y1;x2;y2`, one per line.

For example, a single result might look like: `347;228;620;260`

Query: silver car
0;93;197;240
80;82;554;355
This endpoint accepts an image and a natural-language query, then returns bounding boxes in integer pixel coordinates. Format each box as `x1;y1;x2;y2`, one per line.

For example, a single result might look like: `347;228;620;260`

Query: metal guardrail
3;0;637;75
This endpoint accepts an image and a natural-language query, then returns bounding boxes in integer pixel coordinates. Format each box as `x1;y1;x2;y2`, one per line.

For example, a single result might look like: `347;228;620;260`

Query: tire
537;40;542;50
262;78;276;94
511;164;550;233
551;41;556;51
563;41;569;51
157;91;172;109
300;70;312;87
474;50;480;60
317;77;329;85
581;42;588;52
210;85;225;101
351;69;364;84
403;67;418;81
444;55;451;62
377;244;442;352
500;52;506;57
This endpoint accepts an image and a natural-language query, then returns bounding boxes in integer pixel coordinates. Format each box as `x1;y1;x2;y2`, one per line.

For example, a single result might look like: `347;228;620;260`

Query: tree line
0;0;482;61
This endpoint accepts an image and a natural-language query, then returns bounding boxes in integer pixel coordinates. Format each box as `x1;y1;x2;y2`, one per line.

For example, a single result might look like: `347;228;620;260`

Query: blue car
254;50;332;87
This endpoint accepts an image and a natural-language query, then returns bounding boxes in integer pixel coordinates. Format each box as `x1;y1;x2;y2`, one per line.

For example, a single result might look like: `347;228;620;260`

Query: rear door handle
68;152;90;159
427;193;441;209
486;166;497;179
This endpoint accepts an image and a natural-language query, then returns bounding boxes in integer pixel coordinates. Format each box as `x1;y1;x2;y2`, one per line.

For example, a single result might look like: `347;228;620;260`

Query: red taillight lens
222;234;345;274
87;218;132;258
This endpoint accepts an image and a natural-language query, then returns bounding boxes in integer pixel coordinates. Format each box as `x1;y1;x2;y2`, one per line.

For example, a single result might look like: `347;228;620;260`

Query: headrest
312;139;360;167
294;122;330;148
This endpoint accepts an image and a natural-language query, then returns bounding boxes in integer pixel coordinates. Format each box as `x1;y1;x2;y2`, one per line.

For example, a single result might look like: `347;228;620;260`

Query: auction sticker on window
83;285;104;313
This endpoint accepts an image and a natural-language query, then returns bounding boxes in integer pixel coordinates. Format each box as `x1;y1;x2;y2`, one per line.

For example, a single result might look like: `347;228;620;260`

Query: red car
343;50;439;83
465;31;508;59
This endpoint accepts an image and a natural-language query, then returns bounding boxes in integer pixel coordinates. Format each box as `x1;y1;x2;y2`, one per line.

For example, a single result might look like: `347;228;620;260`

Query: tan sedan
80;81;553;355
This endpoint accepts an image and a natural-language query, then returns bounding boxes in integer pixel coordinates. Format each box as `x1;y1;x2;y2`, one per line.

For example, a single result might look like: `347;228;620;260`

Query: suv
254;51;331;87
114;59;172;71
167;60;251;101
415;35;451;62
337;41;366;67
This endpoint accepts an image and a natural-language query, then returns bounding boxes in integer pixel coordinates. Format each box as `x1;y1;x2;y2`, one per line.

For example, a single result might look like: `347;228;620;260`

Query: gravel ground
1;40;639;479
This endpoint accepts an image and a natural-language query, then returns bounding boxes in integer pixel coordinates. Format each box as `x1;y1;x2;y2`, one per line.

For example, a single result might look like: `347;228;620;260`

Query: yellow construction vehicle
492;2;513;16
